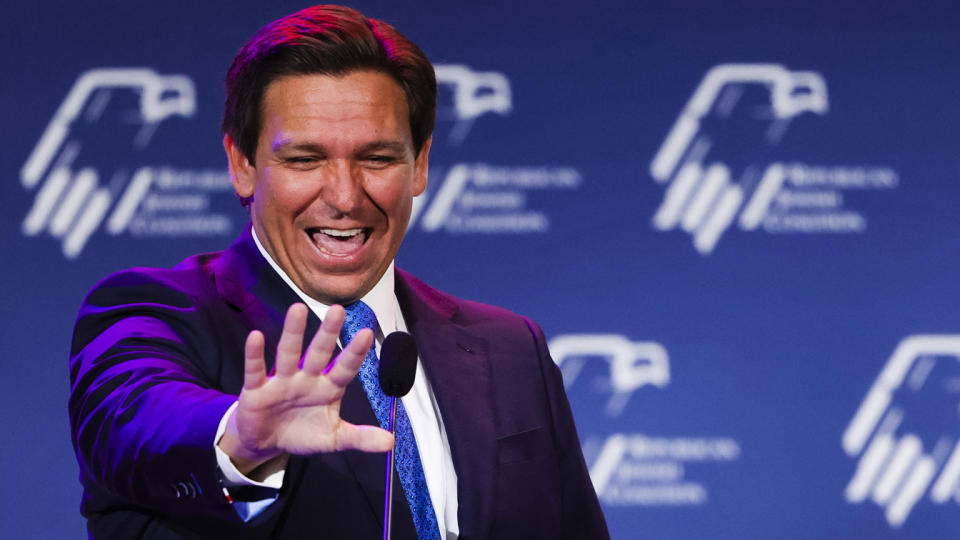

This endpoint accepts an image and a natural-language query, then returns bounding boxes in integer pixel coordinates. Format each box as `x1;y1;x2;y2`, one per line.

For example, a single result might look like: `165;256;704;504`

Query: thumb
335;423;396;453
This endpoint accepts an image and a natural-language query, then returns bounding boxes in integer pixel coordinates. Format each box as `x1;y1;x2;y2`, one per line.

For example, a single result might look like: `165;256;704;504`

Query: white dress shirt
214;228;459;538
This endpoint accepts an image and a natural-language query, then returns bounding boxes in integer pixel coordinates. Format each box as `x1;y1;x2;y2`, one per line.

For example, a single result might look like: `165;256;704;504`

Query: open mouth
308;227;371;256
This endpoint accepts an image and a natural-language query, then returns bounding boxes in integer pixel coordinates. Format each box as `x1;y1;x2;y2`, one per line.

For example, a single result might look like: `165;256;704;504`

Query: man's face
226;71;430;305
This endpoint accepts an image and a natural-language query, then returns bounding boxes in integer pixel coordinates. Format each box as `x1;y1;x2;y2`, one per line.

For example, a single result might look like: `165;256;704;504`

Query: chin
303;276;372;306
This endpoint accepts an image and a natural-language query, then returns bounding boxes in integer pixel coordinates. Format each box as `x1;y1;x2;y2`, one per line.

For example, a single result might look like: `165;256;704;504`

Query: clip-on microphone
378;331;419;540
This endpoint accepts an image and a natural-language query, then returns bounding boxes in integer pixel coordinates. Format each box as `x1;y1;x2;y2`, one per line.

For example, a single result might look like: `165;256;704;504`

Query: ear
412;136;431;197
223;134;257;198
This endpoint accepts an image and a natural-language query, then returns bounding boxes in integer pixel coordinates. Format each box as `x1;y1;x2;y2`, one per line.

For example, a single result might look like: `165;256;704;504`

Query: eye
283;155;322;169
365;154;398;164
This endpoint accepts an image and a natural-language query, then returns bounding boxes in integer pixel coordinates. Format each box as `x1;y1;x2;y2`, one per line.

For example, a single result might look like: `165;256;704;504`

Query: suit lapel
396;270;497;540
213;227;402;532
211;231;483;538
213;224;314;371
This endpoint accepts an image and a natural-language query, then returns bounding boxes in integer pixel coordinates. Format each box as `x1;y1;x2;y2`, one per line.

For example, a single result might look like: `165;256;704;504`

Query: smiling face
225;71;430;305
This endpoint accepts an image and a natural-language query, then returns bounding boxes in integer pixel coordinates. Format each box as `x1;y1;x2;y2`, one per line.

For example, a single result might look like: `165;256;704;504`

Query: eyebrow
358;140;408;154
271;139;409;154
272;140;325;154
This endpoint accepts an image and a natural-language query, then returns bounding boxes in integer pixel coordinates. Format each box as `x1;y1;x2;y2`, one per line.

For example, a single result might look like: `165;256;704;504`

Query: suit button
177;481;194;499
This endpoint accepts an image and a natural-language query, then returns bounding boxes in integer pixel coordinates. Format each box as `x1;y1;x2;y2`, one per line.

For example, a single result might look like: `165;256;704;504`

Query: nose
321;160;364;216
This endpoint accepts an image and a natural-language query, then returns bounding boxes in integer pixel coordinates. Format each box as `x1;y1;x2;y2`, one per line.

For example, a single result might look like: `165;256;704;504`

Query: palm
223;304;394;467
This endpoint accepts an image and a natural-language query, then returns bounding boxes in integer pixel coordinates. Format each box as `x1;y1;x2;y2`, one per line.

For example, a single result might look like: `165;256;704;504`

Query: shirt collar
251;225;398;337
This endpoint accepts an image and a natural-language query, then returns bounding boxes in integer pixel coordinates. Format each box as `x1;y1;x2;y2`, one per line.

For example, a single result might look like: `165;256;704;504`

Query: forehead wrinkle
267;79;396;121
259;72;413;157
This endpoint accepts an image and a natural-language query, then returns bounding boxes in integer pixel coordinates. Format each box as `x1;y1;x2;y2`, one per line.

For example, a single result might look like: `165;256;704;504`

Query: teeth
319;228;363;238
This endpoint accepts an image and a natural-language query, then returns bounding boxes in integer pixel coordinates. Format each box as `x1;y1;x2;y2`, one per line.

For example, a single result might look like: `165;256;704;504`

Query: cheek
370;173;416;212
379;188;413;225
259;171;319;216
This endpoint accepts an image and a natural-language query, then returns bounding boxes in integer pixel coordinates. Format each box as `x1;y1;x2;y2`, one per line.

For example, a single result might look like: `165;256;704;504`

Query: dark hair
222;5;436;165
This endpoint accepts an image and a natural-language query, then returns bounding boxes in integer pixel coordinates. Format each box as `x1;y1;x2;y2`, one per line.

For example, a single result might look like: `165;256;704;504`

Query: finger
302;304;346;376
243;330;267;390
335;422;395;453
275;303;308;377
326;327;374;387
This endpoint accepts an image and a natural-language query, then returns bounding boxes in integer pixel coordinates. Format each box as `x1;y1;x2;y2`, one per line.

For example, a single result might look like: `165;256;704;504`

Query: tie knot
340;301;378;343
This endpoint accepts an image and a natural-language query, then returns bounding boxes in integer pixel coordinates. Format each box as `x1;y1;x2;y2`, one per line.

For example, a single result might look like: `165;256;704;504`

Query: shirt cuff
214;401;284;521
215;401;286;489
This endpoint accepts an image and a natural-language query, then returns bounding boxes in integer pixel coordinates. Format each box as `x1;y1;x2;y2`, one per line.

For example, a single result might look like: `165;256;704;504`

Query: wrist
218;408;284;476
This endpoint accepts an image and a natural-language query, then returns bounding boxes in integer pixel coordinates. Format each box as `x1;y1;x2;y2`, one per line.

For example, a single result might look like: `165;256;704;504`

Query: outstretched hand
218;303;394;476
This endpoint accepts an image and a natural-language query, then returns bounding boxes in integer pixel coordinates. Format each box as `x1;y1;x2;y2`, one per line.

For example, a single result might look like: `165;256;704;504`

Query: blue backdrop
3;1;959;538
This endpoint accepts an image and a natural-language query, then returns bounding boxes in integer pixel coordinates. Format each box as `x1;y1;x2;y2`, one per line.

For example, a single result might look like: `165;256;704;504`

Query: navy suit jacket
69;227;608;539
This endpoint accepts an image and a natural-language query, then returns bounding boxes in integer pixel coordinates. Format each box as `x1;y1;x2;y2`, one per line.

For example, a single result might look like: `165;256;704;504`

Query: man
69;5;608;539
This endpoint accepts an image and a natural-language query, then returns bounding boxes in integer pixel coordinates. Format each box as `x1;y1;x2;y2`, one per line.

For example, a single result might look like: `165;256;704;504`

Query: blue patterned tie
339;301;441;540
